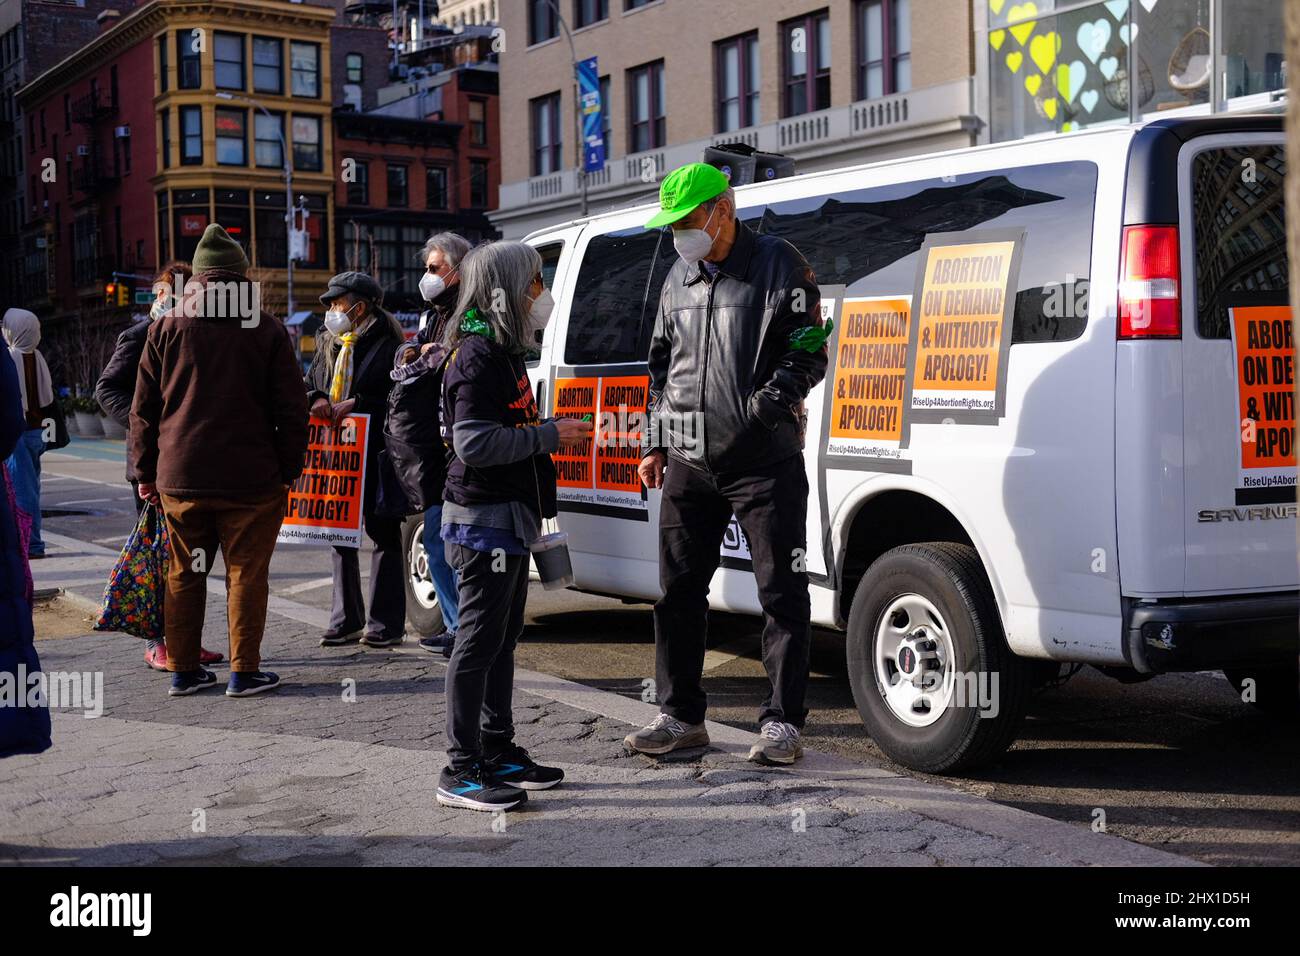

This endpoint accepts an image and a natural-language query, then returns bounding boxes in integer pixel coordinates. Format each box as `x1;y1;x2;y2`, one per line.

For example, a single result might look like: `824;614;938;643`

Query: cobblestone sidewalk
1;589;1195;866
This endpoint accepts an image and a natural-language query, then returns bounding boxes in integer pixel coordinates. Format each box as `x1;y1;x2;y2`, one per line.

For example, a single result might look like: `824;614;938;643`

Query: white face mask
420;271;447;302
672;203;720;264
149;299;168;321
527;288;556;334
324;307;354;335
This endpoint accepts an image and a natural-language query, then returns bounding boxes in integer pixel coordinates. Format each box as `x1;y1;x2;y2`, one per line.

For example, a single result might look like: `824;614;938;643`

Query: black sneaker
436;764;527;811
361;632;403;648
485;744;564;791
320;629;362;647
169;668;218;697
418;630;454;655
225;671;282;697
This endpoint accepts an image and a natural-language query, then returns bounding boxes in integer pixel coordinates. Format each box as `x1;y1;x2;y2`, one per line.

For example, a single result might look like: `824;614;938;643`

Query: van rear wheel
402;514;445;638
845;542;1030;774
1223;663;1299;720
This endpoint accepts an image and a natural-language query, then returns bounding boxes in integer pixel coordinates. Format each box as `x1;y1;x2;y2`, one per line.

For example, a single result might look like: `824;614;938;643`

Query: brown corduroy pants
160;489;286;673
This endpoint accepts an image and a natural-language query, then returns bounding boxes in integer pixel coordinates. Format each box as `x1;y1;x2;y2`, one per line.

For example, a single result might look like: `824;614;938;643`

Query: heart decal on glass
1076;18;1111;64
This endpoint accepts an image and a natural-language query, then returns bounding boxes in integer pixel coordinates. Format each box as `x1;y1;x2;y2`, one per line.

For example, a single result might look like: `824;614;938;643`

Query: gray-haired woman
435;240;591;812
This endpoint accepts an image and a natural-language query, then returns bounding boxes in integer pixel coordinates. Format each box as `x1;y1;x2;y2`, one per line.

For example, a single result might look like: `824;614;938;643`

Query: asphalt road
34;437;1300;866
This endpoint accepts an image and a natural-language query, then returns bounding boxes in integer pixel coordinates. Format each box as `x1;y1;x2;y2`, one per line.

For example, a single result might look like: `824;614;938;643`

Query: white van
403;114;1297;773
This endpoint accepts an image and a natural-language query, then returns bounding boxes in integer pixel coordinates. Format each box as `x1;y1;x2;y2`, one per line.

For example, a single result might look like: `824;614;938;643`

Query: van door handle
535;378;547;416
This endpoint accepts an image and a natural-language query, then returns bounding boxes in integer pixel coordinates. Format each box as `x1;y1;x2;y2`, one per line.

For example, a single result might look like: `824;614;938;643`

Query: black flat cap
320;271;385;307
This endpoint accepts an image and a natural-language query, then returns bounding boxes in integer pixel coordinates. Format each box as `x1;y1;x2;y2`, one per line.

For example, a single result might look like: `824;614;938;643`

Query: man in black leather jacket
625;163;829;766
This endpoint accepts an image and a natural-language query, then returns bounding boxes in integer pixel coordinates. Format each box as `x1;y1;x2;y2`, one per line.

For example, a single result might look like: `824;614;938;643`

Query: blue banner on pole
578;56;606;174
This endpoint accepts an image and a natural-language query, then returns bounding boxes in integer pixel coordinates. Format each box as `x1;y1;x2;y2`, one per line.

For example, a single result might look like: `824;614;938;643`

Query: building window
345;52;363;84
387;164;408;207
574;0;608;28
214;32;244;91
253;36;283;94
290;41;320;97
177;31;201;89
156;191;170;262
469;159;489;208
857;0;910;99
625;0;656;9
528;0;558;45
468;97;487;146
599;74;612;155
215;108;246;165
347;160;369;205
157;35;168;93
180;106;202;165
782;9;831;116
254;111;284;168
426;165;448;209
291;114;322;170
715;32;760;132
530;92;562;176
159;109;171;169
627;59;665;153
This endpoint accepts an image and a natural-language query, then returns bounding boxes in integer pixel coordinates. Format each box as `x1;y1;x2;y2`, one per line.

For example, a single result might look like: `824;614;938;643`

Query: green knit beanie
192;223;249;274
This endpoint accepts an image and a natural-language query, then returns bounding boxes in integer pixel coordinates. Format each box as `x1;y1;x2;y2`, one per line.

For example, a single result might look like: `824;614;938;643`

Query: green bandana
790;318;833;353
459;308;496;340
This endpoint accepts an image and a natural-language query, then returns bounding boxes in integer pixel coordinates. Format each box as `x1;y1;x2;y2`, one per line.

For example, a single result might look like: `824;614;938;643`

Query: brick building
17;0;338;378
0;0;137;313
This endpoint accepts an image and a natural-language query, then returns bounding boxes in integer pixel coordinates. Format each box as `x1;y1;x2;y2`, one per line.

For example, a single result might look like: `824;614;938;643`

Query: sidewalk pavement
0;536;1198;867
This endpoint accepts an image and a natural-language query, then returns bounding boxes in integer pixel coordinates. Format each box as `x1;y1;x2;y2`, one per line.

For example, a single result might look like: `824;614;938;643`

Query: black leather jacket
647;220;828;473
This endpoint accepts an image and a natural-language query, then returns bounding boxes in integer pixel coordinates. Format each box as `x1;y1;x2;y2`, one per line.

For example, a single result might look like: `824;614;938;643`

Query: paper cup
529;531;574;591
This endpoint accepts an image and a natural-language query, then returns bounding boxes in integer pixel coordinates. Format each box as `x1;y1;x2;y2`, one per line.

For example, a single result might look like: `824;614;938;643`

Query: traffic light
104;280;131;308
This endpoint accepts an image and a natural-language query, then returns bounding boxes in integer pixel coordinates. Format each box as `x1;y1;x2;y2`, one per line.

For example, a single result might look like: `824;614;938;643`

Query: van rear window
757;161;1099;344
1192;144;1287;339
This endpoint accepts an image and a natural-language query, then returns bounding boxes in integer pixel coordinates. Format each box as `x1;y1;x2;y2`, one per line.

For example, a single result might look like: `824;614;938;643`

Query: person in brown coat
130;223;309;698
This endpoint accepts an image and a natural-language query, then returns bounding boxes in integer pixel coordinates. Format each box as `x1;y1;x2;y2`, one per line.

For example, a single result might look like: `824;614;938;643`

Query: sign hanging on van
1229;304;1296;503
826;296;912;463
903;230;1024;425
552;373;649;518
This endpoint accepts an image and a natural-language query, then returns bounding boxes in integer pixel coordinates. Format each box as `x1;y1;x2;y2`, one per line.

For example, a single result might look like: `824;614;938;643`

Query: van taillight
1118;225;1181;338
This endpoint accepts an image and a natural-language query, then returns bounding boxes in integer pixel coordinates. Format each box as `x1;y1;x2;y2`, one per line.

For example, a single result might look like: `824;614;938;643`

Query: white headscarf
3;308;55;414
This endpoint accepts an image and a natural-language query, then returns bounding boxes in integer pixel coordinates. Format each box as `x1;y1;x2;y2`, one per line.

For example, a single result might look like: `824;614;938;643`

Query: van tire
402;514;445;638
1223;664;1300;720
845;542;1030;774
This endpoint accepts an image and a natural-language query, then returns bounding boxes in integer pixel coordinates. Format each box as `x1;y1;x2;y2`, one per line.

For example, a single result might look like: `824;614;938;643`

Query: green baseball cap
645;162;730;229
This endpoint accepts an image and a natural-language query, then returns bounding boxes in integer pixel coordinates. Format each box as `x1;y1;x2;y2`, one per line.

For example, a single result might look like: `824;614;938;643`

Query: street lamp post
215;91;294;320
543;0;588;217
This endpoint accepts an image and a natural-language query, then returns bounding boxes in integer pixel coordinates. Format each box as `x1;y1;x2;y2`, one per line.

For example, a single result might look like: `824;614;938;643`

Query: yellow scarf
329;330;358;403
328;316;375;404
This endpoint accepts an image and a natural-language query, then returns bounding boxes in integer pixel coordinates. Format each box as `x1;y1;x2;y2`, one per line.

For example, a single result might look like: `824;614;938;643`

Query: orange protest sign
595;376;648;493
827;297;910;460
1230;306;1295;488
279;414;369;548
552;378;596;489
909;238;1018;417
551;373;648;515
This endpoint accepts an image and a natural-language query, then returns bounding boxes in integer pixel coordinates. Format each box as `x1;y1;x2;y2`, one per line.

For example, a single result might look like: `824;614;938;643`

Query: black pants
329;512;406;639
654;453;812;729
443;541;529;770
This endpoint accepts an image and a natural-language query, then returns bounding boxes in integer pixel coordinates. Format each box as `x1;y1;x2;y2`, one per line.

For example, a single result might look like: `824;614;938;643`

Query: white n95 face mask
672;203;720;264
528;288;556;334
324;310;353;335
420;272;445;302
